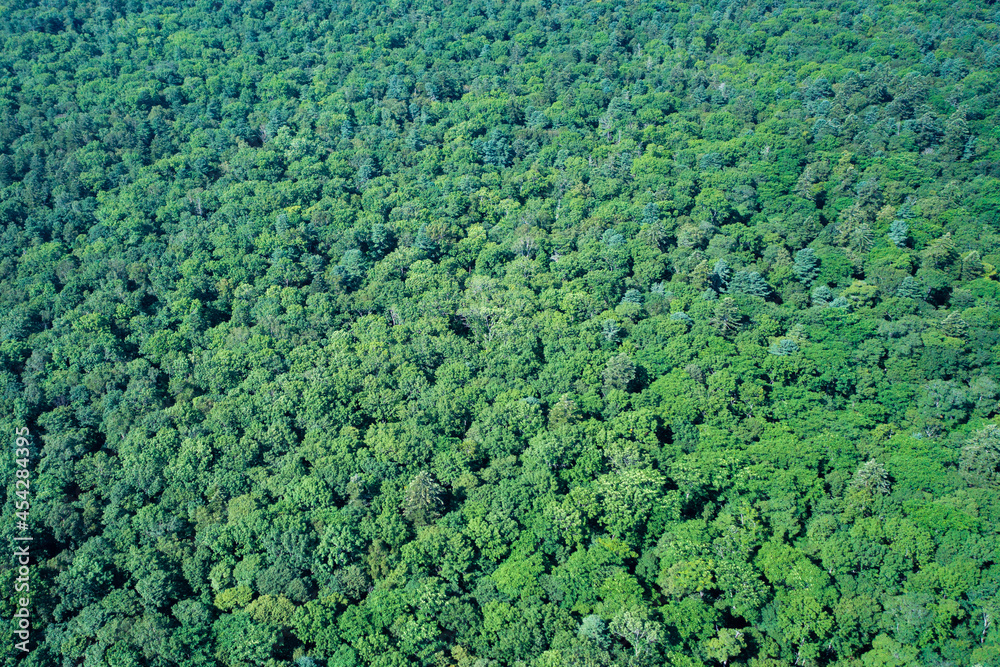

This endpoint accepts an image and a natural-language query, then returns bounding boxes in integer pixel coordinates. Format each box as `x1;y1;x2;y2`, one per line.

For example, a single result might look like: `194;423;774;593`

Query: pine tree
961;251;984;281
887;218;909;247
404;126;423;152
669;311;693;325
794;248;820;284
922;234;959;271
641;202;660;226
943;106;970;156
768;338;800;356
601;319;621;342
710;259;731;292
369;223;393;259
829;296;851;310
603;353;636;394
332;249;365;290
620;289;642;305
962;136;978;161
940;312;968;339
403;472;444;525
712;297;742;335
689;260;713;289
386;74;407;99
476;127;513;167
896;276;925;299
727;270;771;298
811;285;835;306
805;76;834;100
602;229;626;247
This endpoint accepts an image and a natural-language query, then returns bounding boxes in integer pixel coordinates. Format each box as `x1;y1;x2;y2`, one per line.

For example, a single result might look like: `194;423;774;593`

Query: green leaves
596;467;664;540
601;353;636;395
959;425;1000;488
3;0;1000;665
608;607;662;658
212;612;281;667
793;248;820;284
712;297;742;335
402;471;445;526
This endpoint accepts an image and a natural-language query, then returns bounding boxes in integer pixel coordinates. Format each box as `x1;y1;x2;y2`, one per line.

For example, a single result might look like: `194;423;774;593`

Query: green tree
609;607;661;659
403;471;445;526
793;248;820;284
959;425;1000;487
712;297;743;335
213;612;281;667
602;353;636;395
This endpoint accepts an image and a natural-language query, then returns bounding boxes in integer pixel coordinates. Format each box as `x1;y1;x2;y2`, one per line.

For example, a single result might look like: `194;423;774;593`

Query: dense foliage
2;0;1000;665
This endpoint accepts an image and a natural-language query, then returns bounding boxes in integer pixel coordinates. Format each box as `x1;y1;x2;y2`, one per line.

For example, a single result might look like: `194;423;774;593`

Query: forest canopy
1;0;1000;666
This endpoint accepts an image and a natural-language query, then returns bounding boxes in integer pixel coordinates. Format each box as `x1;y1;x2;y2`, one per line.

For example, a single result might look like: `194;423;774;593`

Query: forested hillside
1;0;999;665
